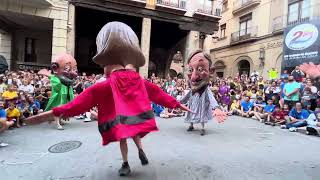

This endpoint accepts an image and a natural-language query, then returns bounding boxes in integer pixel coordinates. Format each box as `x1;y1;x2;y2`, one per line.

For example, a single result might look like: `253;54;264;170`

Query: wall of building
207;0;288;79
0;0;68;68
12;29;52;65
0;29;12;69
213;35;283;78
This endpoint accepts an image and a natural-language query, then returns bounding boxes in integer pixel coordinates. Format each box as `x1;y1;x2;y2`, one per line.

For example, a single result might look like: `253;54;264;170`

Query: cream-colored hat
93;22;145;68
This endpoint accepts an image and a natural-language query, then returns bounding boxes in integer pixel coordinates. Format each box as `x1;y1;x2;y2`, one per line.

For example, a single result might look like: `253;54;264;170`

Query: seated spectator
250;96;265;116
2;84;18;104
281;102;310;132
237;96;253;117
18;79;34;95
228;99;240;115
17;97;31;119
305;109;320;135
27;96;42;116
0;100;14;133
266;105;287;126
6;102;20;128
254;99;275;123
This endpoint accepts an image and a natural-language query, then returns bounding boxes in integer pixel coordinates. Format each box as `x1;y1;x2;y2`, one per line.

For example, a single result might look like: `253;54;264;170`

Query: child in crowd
250;96;265;116
228;99;240;115
266;105;288;126
6;102;21;128
254;99;275;123
301;87;312;110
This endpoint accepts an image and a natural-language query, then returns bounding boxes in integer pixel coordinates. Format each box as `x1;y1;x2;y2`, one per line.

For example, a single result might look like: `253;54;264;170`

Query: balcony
230;26;258;45
155;0;187;15
233;0;261;15
271;16;285;34
106;0;146;8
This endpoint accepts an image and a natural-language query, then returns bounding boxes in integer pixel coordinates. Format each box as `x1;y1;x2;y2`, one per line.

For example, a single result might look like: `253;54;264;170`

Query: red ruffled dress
52;70;180;145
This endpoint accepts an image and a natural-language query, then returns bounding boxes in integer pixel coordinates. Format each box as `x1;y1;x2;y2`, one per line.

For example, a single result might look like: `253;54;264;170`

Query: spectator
305;109;320;135
0;100;14;147
228;99;240;115
2;84;18;106
254;99;275;123
281;70;289;79
237;96;253;117
19;79;34;94
291;66;304;82
0;77;7;93
281;102;309;132
268;68;278;80
6;102;21;128
283;75;300;108
27;96;42;116
304;78;318;111
250;70;259;82
267;105;289;126
251;96;265;115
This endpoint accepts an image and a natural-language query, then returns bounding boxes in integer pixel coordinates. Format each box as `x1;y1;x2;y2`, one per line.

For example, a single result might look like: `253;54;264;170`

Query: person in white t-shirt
19;79;34;94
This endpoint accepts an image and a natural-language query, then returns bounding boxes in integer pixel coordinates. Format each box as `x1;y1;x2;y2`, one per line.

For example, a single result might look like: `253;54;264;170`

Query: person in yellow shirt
268;68;278;80
6;102;21;128
2;85;18;101
228;99;240;115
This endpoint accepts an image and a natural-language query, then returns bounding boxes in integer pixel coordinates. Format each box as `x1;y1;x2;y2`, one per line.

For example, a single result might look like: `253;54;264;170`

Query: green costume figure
45;75;74;111
38;53;78;130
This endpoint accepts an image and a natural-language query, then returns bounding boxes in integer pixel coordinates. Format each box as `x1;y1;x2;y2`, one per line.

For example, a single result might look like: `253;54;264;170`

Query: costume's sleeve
49;75;61;92
180;90;191;104
144;80;180;109
207;88;219;109
52;84;98;117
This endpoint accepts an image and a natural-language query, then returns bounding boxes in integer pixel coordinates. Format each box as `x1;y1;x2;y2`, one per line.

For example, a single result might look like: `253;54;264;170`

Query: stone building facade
0;0;222;78
207;0;320;79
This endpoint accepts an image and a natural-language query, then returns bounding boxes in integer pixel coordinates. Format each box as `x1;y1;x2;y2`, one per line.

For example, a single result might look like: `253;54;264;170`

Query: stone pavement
1;116;320;180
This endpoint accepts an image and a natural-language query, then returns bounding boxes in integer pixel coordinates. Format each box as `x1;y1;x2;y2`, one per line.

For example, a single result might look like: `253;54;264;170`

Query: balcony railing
231;26;258;44
156;0;186;9
233;0;261;14
272;15;320;33
196;8;222;16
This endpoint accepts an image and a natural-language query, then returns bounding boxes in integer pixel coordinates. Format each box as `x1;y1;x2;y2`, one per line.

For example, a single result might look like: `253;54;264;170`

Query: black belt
98;110;155;133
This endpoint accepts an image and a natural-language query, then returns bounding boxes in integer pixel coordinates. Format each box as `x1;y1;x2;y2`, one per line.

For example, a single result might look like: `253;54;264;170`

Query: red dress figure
26;22;190;176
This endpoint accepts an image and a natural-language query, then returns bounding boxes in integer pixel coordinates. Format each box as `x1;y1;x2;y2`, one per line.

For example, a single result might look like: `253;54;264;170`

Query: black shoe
187;126;194;131
139;149;149;165
200;129;205;136
306;127;319;136
118;162;131;176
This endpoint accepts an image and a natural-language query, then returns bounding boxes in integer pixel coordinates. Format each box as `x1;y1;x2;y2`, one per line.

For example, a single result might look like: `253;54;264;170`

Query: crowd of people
149;69;320;134
1;67;320;147
0;70;105;146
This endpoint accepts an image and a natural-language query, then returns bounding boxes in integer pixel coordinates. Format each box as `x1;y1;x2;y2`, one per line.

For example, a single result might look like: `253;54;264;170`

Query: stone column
52;18;68;62
66;3;75;56
0;29;12;70
183;31;199;76
140;18;152;78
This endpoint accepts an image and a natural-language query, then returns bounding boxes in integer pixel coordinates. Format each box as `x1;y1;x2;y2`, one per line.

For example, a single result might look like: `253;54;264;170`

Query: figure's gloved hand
25;110;55;125
178;104;194;113
213;109;227;123
299;62;320;79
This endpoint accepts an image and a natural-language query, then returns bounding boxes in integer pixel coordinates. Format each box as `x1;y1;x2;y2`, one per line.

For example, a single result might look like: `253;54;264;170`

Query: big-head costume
45;54;78;111
50;22;182;145
180;50;226;136
180;50;219;124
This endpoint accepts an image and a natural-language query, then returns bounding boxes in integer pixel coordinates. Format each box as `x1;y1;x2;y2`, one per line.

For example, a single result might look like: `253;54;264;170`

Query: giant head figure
187;50;214;93
93;22;145;76
51;54;78;85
